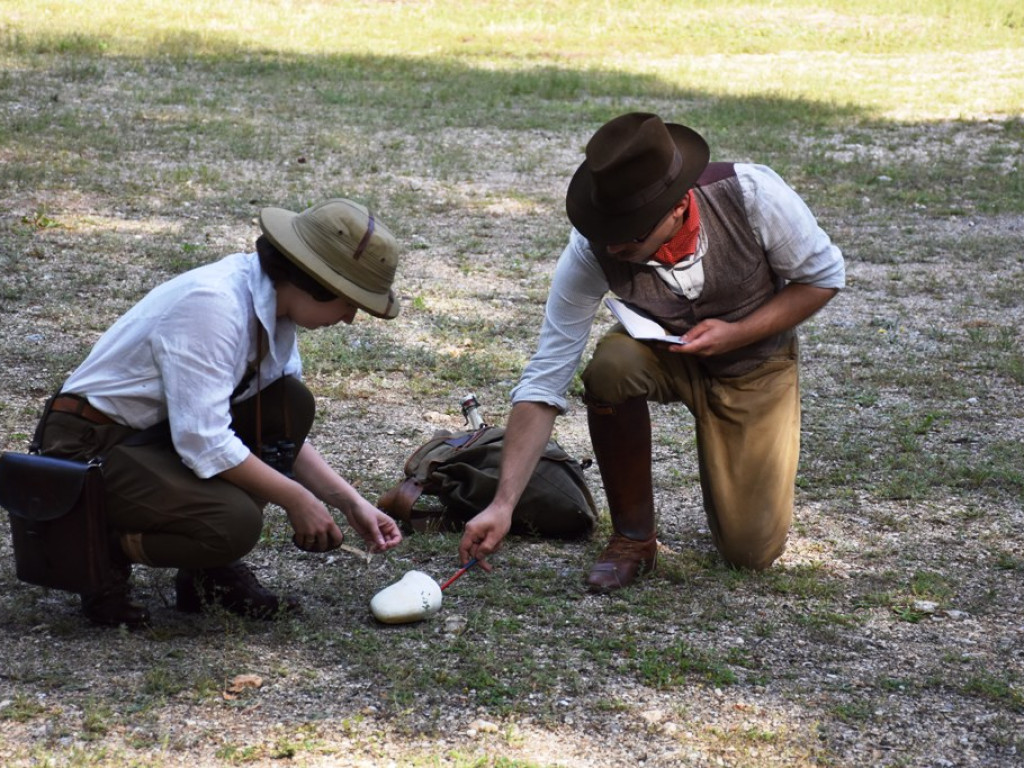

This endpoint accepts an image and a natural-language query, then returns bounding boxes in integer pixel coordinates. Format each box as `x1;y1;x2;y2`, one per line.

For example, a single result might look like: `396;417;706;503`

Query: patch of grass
994;550;1024;571
80;699;115;740
635;639;746;689
759;562;842;600
909;569;955;603
802;396;1024;504
215;742;262;763
0;693;48;722
830;699;875;724
142;665;189;698
793;607;861;631
962;674;1024;712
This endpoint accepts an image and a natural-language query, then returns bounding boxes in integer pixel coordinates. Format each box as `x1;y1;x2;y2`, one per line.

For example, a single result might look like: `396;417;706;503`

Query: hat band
594;148;683;214
293;212;394;293
352;212;375;260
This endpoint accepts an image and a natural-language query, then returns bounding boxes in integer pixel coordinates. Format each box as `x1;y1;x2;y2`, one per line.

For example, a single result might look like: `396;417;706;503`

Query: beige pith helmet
258;198;400;319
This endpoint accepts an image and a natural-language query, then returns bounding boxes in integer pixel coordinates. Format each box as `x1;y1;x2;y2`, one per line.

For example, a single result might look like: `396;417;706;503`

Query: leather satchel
378;426;597;538
0;451;109;593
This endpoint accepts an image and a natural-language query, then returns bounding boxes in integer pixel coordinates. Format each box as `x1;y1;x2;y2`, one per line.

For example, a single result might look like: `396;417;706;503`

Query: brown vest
595;162;791;377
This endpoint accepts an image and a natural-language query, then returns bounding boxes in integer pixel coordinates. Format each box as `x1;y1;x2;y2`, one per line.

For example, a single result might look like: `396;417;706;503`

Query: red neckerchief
652;189;700;267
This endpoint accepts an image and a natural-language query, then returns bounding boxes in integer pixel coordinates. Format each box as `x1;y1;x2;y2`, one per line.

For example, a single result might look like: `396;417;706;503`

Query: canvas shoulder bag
378;425;597;538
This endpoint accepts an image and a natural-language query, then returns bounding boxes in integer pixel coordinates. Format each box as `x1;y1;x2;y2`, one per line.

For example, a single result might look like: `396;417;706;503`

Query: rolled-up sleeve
738;164;846;290
511;231;609;412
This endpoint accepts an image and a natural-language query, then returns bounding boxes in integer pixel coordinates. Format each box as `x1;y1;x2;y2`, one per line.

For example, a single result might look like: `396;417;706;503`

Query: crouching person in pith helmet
35;199;403;628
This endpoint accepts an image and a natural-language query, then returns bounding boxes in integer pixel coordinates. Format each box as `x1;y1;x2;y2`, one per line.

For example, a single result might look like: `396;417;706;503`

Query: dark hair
256;235;338;302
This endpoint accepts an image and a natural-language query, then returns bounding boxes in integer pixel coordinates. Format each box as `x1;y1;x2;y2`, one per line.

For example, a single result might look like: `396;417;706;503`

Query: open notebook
605;297;687;345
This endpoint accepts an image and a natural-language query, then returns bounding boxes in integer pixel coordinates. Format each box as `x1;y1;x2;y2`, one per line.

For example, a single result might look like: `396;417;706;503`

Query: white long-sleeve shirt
511;163;846;412
62;252;302;478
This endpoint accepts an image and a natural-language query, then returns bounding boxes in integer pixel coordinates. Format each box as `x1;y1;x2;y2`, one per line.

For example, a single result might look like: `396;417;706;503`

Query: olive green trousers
37;377;314;569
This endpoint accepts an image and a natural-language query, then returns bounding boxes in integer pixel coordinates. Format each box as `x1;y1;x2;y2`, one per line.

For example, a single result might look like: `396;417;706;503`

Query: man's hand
454;402;560;571
459;505;513;572
674;318;742;356
221;452;347;552
673;283;839;357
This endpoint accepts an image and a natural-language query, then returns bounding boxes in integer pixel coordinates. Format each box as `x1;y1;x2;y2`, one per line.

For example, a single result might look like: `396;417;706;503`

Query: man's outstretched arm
458;401;559;570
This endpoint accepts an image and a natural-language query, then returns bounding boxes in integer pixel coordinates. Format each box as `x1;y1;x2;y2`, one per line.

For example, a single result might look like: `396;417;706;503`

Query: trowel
370;558;478;624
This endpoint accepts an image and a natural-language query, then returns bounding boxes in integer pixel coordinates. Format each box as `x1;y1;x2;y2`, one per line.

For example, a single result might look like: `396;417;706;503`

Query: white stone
370;570;443;624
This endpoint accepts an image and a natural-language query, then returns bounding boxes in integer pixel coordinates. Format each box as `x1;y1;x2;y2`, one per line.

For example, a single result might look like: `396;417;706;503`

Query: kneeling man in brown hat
35;198;403;627
459;112;845;590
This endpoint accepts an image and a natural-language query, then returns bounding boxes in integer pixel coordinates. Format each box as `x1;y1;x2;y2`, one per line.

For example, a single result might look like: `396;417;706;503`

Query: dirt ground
1;89;1023;766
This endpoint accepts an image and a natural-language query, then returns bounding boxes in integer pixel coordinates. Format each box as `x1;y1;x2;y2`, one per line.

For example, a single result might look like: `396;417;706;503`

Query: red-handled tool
440;558;479;591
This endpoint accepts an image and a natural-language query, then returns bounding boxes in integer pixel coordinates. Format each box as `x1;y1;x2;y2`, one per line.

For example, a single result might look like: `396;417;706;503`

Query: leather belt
49;395;116;426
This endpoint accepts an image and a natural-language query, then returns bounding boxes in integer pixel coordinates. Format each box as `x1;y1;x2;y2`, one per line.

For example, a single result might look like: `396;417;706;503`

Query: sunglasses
629;221;659;244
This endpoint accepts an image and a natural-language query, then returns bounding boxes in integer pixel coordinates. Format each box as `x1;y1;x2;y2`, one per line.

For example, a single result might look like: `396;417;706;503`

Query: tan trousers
37;377;315;569
581;328;800;569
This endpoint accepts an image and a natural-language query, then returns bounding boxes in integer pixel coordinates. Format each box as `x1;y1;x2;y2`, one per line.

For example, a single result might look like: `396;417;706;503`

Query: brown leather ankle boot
80;552;151;629
175;562;301;620
584;395;658;593
587;533;658;593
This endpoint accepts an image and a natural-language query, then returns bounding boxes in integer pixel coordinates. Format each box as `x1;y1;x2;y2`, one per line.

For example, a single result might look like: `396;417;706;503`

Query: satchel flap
0;452;97;521
402;426;505;481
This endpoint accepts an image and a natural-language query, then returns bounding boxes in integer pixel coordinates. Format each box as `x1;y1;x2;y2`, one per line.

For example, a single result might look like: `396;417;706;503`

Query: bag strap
255;324;265;458
378;426;504;524
29;393;60;454
377;476;424;523
377;477;457;533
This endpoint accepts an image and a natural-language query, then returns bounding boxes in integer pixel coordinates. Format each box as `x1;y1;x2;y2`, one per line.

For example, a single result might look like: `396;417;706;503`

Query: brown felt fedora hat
259;198;400;319
565;113;710;244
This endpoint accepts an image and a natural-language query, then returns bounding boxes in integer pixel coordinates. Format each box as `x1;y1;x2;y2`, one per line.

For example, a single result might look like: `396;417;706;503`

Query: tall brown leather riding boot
585;395;658;593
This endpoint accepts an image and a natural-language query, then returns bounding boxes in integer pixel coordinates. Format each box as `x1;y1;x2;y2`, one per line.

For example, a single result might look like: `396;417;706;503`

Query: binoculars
260;440;297;477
